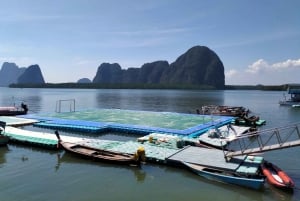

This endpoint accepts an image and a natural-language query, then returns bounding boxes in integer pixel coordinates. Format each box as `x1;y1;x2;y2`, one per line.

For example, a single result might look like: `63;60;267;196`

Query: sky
0;0;299;85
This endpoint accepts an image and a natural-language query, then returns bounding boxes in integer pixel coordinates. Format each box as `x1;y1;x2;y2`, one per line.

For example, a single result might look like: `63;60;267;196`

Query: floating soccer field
24;109;234;137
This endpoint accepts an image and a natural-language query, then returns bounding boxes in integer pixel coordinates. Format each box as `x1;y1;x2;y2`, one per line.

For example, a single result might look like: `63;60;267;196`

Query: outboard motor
21;103;29;114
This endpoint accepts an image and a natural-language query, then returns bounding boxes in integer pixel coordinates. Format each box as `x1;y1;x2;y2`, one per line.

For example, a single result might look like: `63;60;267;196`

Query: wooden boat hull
60;141;139;165
0;110;27;116
0;104;28;116
261;162;294;189
55;131;145;166
0;135;9;146
183;162;265;190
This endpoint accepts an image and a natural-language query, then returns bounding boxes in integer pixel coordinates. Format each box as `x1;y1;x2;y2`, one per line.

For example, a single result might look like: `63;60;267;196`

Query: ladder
224;122;300;159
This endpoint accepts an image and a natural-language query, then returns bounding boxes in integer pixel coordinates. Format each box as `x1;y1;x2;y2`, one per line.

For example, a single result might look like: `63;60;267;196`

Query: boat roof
288;84;300;94
288;88;300;94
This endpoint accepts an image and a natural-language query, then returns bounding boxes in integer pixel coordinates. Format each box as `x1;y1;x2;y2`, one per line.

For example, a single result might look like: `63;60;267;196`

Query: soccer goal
55;99;76;113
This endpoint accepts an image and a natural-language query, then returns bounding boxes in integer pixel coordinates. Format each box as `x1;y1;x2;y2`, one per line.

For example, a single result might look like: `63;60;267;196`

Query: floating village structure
0;107;299;190
279;84;300;107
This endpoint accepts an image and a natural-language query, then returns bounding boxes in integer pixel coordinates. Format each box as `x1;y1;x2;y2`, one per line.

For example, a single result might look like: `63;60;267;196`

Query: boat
279;84;300;106
0;121;9;146
261;161;294;189
198;105;248;117
182;161;265;190
0;103;28;116
198;124;251;149
55;131;145;166
0;134;9;146
198;105;264;126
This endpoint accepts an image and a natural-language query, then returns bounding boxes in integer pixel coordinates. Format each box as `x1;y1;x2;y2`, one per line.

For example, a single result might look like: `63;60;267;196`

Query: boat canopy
288;89;300;94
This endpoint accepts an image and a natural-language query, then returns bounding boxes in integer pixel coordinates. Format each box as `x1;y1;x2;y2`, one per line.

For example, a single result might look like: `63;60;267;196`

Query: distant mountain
0;63;45;86
17;64;45;84
92;46;225;89
0;62;26;86
77;78;92;83
160;46;225;88
93;63;123;83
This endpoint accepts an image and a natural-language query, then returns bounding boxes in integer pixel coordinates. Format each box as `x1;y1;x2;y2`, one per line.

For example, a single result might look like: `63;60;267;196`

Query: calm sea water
0;87;300;201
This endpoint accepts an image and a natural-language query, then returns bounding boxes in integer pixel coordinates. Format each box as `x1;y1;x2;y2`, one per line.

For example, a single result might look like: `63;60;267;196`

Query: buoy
134;146;146;163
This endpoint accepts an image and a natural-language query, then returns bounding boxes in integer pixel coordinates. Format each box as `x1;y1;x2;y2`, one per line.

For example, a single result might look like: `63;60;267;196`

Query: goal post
55;99;76;113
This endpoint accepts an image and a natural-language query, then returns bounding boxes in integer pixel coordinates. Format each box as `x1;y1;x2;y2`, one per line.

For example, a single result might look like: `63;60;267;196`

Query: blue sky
1;0;299;85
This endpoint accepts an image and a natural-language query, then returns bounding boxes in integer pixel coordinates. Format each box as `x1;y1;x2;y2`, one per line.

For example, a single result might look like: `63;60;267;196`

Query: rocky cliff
93;63;123;83
160;46;225;88
0;62;26;86
17;64;45;84
92;46;225;89
0;63;45;86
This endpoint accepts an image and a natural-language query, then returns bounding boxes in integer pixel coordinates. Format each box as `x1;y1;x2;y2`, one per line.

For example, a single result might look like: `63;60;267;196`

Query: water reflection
266;185;294;201
56;151;147;183
22;95;42;113
133;167;146;183
0;90;42;113
95;89;225;114
0;145;9;165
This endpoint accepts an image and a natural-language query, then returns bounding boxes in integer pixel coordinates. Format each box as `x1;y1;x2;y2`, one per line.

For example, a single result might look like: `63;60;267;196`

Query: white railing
224;122;300;159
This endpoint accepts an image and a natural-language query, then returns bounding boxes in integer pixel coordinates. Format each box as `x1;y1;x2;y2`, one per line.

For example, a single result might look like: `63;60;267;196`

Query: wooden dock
167;146;263;175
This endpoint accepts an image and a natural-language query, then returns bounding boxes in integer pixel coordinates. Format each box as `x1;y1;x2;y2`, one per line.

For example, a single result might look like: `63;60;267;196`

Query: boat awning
289;89;300;94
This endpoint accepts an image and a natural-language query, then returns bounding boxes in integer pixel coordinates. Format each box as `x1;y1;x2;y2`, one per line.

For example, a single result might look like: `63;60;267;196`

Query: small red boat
0;103;28;116
261;161;294;189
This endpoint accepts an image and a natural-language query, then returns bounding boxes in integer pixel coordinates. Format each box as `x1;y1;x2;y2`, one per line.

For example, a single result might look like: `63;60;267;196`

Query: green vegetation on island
9;83;288;91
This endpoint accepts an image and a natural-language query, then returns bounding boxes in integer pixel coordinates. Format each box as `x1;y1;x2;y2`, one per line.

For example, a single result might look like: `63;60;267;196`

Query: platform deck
167;146;244;171
0;116;38;126
4;126;179;161
21;109;234;137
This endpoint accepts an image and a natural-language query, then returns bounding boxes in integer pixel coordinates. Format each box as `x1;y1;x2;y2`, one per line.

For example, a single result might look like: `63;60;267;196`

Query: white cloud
226;58;300;85
246;58;300;73
246;59;269;73
225;69;238;78
272;59;300;69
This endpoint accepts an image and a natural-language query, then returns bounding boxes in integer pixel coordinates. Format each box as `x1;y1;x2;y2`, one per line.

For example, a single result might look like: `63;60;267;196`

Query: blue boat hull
183;162;265;190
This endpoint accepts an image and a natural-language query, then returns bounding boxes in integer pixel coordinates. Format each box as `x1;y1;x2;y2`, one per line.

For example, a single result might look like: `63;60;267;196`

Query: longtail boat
55;131;145;166
0;103;28;116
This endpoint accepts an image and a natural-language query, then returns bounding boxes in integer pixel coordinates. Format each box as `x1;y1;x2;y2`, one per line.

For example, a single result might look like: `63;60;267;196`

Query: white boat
198;124;251;149
279;84;300;106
